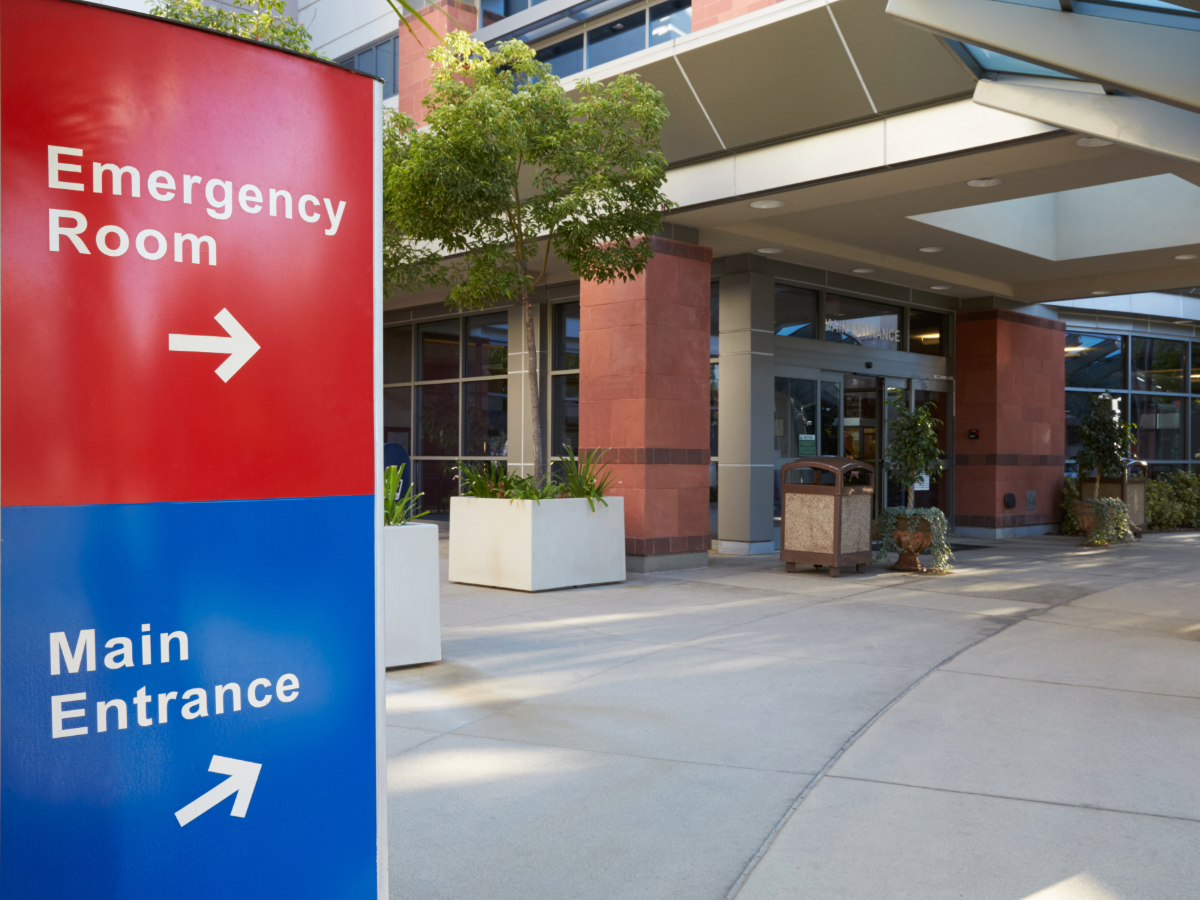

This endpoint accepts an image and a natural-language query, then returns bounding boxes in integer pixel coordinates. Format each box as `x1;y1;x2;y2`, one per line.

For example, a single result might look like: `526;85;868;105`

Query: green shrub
1146;472;1200;530
1060;476;1081;536
455;446;619;510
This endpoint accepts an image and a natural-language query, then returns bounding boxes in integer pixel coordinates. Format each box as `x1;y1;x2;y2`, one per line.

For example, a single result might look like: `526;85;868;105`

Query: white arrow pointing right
168;308;260;382
174;755;262;827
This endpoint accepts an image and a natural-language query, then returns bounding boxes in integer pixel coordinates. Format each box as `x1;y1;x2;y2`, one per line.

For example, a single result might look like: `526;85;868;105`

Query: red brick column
395;0;478;125
955;309;1066;536
579;238;713;566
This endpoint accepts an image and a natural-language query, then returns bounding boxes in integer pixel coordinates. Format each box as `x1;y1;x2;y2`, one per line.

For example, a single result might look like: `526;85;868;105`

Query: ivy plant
1081;497;1134;546
882;398;945;508
384;32;672;486
875;506;954;573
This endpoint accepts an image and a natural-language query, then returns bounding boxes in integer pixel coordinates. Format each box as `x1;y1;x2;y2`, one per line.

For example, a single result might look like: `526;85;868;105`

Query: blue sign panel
1;497;377;897
0;0;382;896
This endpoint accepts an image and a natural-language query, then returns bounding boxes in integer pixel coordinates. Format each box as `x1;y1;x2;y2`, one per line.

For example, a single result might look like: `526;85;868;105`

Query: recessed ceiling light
919;246;945;253
750;200;784;209
1076;137;1113;148
852;267;875;274
930;285;952;291
1175;253;1198;260
1091;291;1110;296
967;177;1002;188
757;247;783;254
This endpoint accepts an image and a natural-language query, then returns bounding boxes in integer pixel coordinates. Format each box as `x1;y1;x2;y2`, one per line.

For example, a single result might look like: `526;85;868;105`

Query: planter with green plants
382;464;441;667
448;448;625;592
879;399;952;574
1071;393;1138;544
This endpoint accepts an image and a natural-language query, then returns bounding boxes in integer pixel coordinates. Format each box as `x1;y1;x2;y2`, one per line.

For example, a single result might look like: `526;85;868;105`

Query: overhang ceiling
567;0;976;164
666;134;1200;302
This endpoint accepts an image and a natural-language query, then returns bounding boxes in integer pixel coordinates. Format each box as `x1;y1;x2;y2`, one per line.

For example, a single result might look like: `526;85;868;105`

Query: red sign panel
1;0;376;507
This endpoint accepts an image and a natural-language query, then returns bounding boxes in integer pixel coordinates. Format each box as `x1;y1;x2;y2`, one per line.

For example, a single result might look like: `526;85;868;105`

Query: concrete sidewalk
385;533;1200;900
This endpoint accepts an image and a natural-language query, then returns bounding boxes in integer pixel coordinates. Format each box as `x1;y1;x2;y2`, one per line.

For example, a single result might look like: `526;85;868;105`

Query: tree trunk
907;484;915;508
523;295;545;486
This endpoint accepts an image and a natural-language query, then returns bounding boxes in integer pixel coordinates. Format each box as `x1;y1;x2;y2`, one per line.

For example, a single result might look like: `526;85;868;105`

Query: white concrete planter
383;522;441;667
449;496;626;592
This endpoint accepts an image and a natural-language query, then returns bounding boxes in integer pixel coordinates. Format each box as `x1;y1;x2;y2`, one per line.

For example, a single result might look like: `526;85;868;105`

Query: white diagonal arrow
169;308;260;382
174;755;262;827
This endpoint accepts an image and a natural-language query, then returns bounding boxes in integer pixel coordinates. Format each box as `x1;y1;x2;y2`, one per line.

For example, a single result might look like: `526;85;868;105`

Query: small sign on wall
913;475;931;492
797;435;817;457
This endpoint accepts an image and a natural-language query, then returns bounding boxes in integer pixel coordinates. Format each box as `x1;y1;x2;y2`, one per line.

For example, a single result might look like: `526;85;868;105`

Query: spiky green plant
557;445;618;511
384;464;428;525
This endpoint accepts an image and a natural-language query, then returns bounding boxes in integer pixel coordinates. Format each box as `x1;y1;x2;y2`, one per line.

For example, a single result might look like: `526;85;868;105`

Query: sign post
1;1;385;896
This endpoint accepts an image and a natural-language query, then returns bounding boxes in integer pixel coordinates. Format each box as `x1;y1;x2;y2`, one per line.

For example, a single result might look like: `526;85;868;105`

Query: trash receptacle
780;458;874;577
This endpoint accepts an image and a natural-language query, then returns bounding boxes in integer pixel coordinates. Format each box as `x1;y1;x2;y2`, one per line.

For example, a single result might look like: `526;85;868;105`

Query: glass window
1132;337;1185;393
339;36;400;98
908;309;947;357
418;319;460;381
551;373;579;456
1132;394;1185;460
774;377;818;459
537;35;584;78
710;281;719;357
774;285;818;339
416;383;459;456
962;44;1075;79
650;0;691;45
824;295;901;351
710;363;719;458
1065;333;1125;390
384;386;412;452
553;302;580;370
1192;398;1200;463
843;380;879;462
417;461;458;515
383;325;412;384
1066;392;1125;463
587;10;646;68
1193;342;1199;393
465;313;508;378
821;382;841;457
465;379;508;457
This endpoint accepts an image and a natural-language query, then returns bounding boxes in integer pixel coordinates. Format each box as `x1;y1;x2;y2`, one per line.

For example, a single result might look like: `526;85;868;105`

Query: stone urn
892;514;932;572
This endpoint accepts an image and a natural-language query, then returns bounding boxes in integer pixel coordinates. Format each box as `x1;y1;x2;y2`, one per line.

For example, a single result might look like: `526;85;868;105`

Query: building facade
302;0;1200;566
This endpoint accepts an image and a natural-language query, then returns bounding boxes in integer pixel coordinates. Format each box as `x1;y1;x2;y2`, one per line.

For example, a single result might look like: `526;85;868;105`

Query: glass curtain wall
383;314;509;514
550;302;581;462
1065;331;1197;475
531;0;692;78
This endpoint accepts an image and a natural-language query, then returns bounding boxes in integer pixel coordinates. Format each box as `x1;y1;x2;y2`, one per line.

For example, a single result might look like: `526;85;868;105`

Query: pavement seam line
825;775;1200;825
934;667;1200;702
724;612;1031;900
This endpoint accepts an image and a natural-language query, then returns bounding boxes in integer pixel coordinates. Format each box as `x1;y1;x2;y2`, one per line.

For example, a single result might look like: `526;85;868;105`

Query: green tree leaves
150;0;326;56
883;399;945;508
383;32;672;482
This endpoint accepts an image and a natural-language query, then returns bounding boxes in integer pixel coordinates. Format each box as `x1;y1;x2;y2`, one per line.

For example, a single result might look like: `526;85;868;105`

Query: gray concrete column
506;299;548;479
717;269;777;554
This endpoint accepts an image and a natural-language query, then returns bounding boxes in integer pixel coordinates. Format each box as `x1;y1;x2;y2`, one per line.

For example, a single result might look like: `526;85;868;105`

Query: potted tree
382;465;442;667
382;32;671;490
449;448;625;591
1072;393;1138;544
880;399;952;573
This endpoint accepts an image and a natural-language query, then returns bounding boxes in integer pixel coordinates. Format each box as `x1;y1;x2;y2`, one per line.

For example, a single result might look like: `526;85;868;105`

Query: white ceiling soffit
974;77;1200;168
885;0;1200;114
563;0;976;164
1047;292;1200;324
908;173;1200;261
664;98;1055;210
